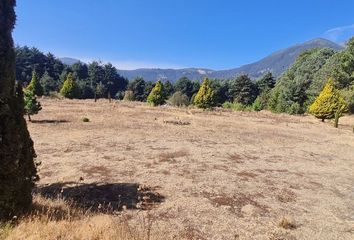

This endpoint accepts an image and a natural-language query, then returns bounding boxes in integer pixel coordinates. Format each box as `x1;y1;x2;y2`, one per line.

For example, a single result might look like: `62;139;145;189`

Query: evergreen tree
309;78;347;121
256;72;276;93
164;80;174;97
0;0;38;219
143;81;154;101
252;90;271;111
24;89;42;121
128;77;146;101
174;77;194;99
210;79;230;106
95;81;106;98
40;71;57;95
147;80;166;106
88;61;105;89
26;70;43;96
193;78;215;109
60;72;80;99
230;74;257;105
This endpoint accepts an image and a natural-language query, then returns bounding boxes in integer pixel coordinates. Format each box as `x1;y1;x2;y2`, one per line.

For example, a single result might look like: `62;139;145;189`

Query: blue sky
14;0;354;70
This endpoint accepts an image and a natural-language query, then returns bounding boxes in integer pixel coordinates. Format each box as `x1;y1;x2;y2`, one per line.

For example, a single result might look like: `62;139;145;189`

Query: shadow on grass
31;119;69;124
34;182;165;213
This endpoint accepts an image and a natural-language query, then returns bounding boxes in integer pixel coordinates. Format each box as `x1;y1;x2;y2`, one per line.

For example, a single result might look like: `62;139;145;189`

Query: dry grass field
4;98;354;240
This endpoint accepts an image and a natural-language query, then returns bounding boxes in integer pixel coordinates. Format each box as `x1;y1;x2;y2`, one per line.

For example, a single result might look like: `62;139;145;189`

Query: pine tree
40;71;57;95
26;69;43;96
230;75;257;105
24;89;42;121
309;78;347;121
193;78;215;109
256;72;276;93
0;0;38;220
147;80;166;106
60;72;80;99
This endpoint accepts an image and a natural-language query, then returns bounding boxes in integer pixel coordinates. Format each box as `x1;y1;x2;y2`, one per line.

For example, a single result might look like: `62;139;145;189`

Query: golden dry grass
5;98;354;239
3;195;163;240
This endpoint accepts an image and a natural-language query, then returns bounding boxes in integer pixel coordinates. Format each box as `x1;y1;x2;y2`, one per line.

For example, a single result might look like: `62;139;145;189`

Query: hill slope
117;38;343;82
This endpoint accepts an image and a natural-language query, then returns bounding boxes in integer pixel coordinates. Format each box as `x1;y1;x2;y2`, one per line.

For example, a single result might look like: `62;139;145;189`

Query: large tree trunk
0;0;38;220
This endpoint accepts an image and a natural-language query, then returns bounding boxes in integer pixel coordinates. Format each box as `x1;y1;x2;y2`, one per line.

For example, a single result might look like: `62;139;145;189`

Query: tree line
17;39;354;124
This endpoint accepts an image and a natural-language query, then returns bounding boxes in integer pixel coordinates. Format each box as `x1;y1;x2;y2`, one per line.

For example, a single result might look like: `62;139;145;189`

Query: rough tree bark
0;0;38;219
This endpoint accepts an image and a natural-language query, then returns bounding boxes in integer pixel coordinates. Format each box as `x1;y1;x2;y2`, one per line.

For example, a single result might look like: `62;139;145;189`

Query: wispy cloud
322;24;354;43
74;57;184;70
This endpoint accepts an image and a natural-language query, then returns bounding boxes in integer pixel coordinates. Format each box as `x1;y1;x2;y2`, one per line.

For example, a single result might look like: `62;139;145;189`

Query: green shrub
222;101;249;111
82;117;90;122
115;91;125;100
288;102;301;115
168;91;189;107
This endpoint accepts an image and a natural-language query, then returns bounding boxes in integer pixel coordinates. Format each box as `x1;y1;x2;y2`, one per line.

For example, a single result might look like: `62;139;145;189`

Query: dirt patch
202;191;269;217
82;165;112;179
277;188;297;203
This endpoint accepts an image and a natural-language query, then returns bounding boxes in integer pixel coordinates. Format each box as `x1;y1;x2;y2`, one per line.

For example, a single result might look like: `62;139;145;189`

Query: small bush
252;96;263;111
167;91;189;107
222;102;250;111
115;91;125;100
279;216;297;229
288;102;301;115
82;117;90;122
123;90;135;101
48;91;62;99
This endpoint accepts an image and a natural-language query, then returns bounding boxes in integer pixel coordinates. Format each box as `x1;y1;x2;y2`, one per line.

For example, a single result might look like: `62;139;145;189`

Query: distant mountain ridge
60;38;344;82
59;57;80;65
211;38;344;79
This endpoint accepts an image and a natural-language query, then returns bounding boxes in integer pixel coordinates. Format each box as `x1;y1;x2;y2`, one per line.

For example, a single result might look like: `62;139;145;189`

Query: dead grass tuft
159;150;189;162
3;195;165;240
278;216;297;230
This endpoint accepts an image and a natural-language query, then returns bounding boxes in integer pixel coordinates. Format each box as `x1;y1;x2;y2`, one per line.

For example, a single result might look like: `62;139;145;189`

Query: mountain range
60;38;344;82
